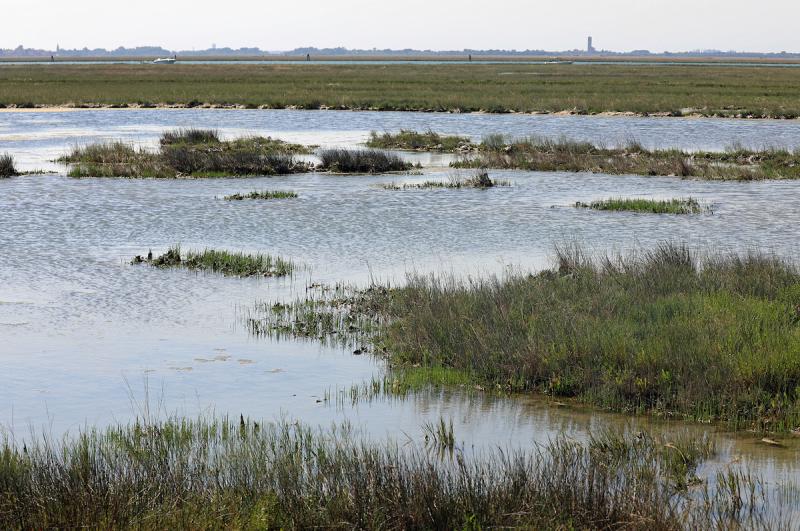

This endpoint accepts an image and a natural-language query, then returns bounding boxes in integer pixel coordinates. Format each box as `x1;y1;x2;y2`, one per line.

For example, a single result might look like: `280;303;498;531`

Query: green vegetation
5;63;800;117
366;130;473;152
0;153;19;177
0;415;786;529
318;148;412;173
224;190;298;200
381;170;510;189
135;245;294;277
576;197;705;214
452;137;800;180
254;244;800;432
60;130;313;178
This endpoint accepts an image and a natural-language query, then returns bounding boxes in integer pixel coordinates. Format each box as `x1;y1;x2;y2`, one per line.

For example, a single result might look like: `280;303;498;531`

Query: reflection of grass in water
2;414;787;529
59;131;313;178
137;245;295;277
250;243;800;432
224;190;298;200
575;197;706;214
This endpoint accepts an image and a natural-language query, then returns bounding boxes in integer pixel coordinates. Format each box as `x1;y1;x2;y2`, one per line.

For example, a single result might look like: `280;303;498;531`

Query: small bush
0;153;18;177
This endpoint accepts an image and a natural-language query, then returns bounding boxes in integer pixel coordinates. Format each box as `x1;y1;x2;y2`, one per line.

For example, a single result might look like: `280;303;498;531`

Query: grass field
3;63;800;117
0;416;786;529
255;243;800;432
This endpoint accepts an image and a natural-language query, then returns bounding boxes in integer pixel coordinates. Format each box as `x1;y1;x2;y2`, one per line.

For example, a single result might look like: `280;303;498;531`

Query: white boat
152;57;176;64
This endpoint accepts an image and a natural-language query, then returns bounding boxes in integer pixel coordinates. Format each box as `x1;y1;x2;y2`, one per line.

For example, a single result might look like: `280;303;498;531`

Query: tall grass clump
159;128;220;145
576;197;706;214
253;243;800;431
366;129;474;152
318;148;412;173
138;245;294;277
0;416;788;529
0;153;18;177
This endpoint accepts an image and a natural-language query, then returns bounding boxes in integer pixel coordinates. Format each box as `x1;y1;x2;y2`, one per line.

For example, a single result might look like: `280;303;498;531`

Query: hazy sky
4;0;799;52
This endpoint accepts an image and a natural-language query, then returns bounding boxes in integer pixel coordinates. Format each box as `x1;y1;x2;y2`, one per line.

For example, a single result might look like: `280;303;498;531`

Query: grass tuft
382;170;511;189
223;190;298;200
366;129;474;152
575;197;706;214
318;148;413;173
0;153;19;177
135;245;294;277
160;128;220;145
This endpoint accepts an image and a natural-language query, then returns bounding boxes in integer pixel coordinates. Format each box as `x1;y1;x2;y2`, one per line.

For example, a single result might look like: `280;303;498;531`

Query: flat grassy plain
4;63;800;117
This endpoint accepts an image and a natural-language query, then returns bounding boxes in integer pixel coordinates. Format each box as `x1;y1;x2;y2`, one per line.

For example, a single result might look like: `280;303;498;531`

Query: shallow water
1;109;799;511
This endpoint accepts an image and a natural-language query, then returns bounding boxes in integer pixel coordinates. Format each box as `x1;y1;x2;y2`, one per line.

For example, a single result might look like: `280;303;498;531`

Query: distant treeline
2;45;800;59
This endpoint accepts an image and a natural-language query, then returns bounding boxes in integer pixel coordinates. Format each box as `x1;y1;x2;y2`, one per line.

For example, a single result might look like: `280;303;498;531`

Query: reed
0;416;786;529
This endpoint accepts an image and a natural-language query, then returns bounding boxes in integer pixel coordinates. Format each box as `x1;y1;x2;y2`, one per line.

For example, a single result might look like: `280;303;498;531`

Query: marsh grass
452;136;800;181
576;197;706;214
159;128;220;145
223;190;298;200
318;148;413;173
366;129;473;152
381;170;511;190
7;63;800;118
138;245;294;277
0;153;18;177
251;243;800;431
0;416;786;529
60;133;313;178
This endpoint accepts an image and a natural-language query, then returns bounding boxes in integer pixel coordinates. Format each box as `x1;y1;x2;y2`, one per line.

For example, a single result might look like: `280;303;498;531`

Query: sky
3;0;799;53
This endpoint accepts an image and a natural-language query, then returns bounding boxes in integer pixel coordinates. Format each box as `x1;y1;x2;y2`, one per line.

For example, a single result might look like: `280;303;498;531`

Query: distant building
587;36;596;54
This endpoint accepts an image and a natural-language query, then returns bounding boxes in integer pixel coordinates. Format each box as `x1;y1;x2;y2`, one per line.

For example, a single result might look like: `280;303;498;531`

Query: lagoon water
1;109;799;507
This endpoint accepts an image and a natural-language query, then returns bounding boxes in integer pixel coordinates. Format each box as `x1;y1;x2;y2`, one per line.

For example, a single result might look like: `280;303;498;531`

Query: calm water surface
1;109;798;508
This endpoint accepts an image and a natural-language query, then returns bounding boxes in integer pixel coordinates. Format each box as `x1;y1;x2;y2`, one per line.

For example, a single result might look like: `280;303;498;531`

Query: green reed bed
366;129;473;152
576;197;706;214
0;415;787;529
381;170;510;190
0;153;19;177
253;243;800;432
60;130;313;178
223;190;298;200
136;245;294;277
318;148;413;173
452;136;800;180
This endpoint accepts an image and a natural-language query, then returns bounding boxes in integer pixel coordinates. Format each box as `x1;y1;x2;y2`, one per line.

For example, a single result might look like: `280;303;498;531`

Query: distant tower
587;36;595;53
